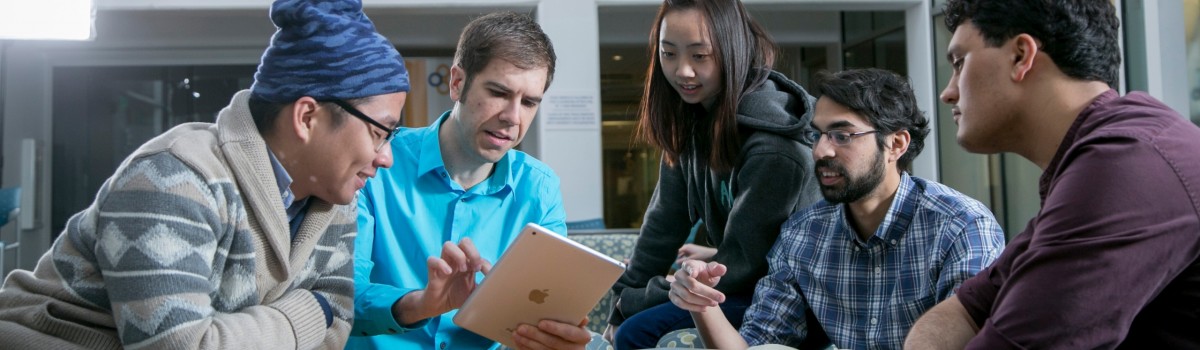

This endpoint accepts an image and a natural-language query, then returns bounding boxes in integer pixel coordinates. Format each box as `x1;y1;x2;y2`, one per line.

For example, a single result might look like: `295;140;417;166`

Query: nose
675;61;695;79
374;143;394;169
497;98;521;125
812;134;836;160
940;75;959;105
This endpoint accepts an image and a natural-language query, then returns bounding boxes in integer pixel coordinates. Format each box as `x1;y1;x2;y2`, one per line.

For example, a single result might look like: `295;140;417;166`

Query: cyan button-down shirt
348;111;568;350
740;174;1005;349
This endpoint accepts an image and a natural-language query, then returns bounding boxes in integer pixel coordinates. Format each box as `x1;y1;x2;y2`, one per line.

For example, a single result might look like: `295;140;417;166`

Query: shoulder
909;176;994;225
123;124;228;182
506;151;563;203
781;200;838;233
774;200;839;249
740;133;813;166
507;150;561;185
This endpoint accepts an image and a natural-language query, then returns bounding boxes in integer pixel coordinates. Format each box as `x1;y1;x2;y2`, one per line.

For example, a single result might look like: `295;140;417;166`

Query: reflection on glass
1185;0;1200;126
51;65;256;237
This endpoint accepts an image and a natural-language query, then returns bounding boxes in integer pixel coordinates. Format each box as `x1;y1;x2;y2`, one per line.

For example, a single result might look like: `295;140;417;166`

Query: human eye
660;50;675;59
951;57;963;72
521;98;538;108
831;131;851;144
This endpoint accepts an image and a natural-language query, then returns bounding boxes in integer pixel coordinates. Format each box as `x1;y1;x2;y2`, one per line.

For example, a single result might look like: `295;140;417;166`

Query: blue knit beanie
250;0;410;102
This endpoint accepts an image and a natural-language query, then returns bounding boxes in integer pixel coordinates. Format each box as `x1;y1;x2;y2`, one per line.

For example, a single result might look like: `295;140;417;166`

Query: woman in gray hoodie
604;0;822;348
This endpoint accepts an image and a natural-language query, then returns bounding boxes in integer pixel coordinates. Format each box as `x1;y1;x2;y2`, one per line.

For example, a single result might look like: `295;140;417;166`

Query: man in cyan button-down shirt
347;12;591;350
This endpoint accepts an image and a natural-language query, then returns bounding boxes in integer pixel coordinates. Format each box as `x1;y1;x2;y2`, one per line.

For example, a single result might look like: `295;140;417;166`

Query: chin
955;134;997;155
323;190;356;206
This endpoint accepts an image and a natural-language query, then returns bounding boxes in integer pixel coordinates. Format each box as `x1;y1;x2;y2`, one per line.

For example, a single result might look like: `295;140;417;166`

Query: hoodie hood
734;70;816;144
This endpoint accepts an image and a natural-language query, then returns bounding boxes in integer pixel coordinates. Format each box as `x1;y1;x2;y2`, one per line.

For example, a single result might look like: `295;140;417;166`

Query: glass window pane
1184;0;1200;126
51;65;254;236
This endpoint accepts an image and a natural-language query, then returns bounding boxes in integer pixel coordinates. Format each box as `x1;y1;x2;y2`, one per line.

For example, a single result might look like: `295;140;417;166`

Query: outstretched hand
404;238;491;323
669;259;727;312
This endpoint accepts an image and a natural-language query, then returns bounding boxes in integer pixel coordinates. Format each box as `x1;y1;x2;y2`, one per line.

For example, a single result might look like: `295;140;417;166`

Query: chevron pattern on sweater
99;222;219;268
117;297;212;344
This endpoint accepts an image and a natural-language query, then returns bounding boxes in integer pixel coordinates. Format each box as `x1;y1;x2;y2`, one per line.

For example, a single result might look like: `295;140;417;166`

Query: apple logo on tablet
528;289;550;304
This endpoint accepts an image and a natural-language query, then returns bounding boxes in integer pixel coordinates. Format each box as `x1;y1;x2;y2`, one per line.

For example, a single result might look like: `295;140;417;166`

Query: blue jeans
614;294;753;350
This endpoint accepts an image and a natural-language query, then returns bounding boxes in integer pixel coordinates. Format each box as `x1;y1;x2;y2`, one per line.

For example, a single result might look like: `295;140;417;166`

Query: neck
263;135;311;200
1011;76;1112;170
846;170;902;241
438;113;495;190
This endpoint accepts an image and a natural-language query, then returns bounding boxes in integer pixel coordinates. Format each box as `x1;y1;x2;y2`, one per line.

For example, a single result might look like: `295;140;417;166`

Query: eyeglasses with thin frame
327;100;400;152
805;129;880;147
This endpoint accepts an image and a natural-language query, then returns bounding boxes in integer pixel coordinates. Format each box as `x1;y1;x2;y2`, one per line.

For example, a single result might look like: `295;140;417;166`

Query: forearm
692;307;749;350
132;289;329;350
392;289;440;326
905;296;978;350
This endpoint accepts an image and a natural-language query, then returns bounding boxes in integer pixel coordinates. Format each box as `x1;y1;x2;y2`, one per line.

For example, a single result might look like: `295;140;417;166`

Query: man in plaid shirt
667;68;1006;349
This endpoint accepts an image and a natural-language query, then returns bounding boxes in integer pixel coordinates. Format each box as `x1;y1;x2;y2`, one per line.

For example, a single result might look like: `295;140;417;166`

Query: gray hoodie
609;71;822;325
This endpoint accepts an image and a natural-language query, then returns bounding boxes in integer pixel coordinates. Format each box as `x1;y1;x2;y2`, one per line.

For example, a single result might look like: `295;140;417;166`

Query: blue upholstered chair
0;187;19;228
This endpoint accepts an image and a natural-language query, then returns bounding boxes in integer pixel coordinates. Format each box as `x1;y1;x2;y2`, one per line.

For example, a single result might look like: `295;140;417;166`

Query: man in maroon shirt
905;1;1200;349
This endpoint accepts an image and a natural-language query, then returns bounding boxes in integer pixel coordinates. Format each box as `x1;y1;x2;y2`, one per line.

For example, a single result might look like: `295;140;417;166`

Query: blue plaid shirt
740;173;1005;349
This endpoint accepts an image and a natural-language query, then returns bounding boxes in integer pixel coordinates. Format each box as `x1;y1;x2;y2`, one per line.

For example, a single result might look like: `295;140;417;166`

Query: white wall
536;0;606;222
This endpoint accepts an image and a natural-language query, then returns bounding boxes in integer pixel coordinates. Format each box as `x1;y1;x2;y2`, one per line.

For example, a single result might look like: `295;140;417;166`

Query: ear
288;96;321;143
449;64;467;103
1011;34;1040;82
887;129;912;163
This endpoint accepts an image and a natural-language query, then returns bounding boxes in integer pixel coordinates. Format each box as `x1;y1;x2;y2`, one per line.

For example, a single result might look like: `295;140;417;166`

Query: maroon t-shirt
957;90;1200;349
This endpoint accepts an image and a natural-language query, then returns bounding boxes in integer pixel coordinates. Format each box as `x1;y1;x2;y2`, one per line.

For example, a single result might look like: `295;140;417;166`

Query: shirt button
874;267;881;274
870;317;878;325
853;246;860;251
440;342;447;349
460;198;467;202
890;239;897;244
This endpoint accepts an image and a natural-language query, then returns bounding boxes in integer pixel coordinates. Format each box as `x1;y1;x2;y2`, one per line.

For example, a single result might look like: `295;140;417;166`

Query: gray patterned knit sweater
0;90;356;349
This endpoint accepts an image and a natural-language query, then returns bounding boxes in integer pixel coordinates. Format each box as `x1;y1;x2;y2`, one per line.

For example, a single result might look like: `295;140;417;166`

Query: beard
815;149;885;204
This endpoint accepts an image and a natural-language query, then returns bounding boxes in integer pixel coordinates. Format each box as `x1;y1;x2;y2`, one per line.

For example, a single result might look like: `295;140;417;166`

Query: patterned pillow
567;232;638;332
656;328;705;348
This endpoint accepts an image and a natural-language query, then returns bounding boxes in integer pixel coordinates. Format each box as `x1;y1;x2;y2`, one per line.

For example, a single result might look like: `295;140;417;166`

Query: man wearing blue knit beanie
0;0;406;349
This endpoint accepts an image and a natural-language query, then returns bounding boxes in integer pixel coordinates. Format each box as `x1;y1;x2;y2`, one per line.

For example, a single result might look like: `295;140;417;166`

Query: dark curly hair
943;0;1121;88
815;68;929;171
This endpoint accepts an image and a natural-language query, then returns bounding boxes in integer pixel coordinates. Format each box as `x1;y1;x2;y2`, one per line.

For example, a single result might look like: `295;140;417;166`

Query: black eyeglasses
805;129;879;147
327;100;399;152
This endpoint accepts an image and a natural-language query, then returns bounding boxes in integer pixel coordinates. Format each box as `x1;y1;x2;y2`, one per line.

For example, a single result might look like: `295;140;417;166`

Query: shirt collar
841;172;917;247
416;110;516;195
266;146;308;221
1039;89;1119;203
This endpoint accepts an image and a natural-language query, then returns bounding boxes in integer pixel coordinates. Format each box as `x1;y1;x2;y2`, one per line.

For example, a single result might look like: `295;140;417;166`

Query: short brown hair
454;11;557;97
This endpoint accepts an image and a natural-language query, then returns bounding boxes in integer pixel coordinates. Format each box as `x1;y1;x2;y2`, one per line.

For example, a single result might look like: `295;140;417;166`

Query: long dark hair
636;0;776;172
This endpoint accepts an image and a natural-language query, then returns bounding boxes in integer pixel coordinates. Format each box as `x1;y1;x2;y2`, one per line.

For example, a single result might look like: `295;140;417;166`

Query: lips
815;160;846;187
483;130;514;148
677;82;701;95
485;130;512;141
355;172;374;189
